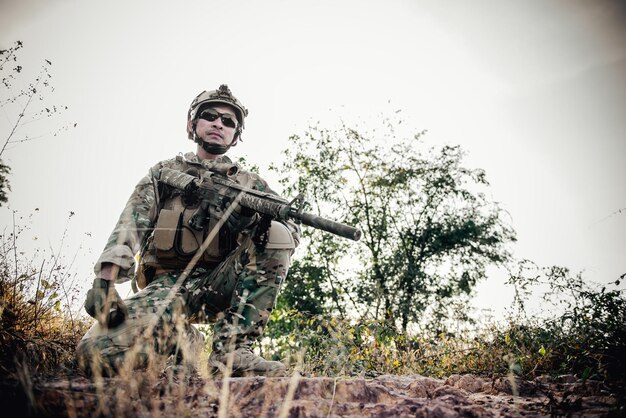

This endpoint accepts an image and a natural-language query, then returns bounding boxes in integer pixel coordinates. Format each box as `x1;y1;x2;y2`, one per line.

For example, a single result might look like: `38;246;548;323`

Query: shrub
0;212;90;379
263;265;625;383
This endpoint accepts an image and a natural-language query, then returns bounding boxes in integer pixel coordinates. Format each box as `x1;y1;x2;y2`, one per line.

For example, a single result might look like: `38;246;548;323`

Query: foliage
263;266;625;382
0;211;89;378
506;261;626;381
0;206;622;416
273;117;516;332
0;40;75;206
0;161;9;205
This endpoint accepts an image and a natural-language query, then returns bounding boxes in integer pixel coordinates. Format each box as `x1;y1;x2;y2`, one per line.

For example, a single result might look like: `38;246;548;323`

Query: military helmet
187;84;248;140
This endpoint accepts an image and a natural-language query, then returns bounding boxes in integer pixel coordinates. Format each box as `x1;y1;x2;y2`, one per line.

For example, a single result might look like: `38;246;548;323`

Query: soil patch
1;373;623;417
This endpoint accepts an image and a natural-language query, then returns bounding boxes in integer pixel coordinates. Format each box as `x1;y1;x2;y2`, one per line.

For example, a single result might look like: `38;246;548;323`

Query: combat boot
209;347;286;377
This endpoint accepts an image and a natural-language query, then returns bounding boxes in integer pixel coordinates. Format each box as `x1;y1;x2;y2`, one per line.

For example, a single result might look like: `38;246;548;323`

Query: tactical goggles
199;108;238;129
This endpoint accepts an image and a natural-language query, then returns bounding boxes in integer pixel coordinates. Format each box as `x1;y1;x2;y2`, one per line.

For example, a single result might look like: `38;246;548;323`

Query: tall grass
0;211;89;379
0;213;624;415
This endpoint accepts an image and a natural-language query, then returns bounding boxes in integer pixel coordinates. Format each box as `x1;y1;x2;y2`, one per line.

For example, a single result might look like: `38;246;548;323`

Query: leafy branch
0;40;76;205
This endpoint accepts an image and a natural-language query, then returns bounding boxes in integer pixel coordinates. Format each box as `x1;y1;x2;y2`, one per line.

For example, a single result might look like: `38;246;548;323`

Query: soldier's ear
230;128;242;147
187;119;195;140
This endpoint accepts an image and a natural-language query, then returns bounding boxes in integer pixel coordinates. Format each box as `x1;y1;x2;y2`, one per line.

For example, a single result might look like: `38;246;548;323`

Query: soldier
77;85;299;377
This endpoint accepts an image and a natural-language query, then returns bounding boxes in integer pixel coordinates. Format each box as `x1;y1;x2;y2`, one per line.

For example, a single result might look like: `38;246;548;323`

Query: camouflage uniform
77;152;296;375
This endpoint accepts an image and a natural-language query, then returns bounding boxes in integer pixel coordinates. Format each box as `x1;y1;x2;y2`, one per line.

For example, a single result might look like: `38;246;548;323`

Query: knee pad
264;221;296;250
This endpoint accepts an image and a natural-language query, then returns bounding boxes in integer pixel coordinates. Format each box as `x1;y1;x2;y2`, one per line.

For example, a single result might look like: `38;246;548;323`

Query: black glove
84;278;128;328
226;205;260;234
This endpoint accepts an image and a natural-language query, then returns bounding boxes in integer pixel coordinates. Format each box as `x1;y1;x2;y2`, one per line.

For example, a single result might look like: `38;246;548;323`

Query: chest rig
136;156;238;288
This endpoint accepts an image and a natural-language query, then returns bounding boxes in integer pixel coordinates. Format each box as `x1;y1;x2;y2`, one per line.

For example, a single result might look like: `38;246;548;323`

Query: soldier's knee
265;221;296;251
261;221;296;270
76;322;107;361
76;328;120;376
75;320;145;376
246;221;294;279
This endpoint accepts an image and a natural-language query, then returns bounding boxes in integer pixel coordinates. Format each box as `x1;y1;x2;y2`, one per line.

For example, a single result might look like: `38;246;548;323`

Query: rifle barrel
298;212;361;241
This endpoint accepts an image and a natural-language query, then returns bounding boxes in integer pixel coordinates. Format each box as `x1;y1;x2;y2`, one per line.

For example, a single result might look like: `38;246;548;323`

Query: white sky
1;0;625;316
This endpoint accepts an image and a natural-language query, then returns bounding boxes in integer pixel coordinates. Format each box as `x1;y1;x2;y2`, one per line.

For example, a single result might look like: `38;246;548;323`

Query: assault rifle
158;163;361;241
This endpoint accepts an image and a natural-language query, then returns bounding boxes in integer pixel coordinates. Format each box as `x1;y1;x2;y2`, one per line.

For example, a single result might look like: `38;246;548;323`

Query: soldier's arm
94;164;160;283
98;263;119;281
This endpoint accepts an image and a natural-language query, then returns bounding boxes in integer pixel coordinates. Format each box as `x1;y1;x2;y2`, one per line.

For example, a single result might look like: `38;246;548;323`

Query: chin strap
192;125;239;155
202;142;230;155
193;130;233;155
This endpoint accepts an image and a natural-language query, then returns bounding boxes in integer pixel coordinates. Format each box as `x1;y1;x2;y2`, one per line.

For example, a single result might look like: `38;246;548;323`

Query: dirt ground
2;372;624;417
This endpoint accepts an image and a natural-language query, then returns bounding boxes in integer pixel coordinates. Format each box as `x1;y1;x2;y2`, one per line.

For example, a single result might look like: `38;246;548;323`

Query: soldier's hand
84;278;128;328
226;204;260;234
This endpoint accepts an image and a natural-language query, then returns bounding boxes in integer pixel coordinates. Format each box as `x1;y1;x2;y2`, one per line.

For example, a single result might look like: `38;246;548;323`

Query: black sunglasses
199;109;238;129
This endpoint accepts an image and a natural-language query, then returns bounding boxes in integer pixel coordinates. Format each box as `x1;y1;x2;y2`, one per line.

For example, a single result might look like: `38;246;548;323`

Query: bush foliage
274;119;516;333
2;212;623;386
263;264;625;382
0;213;89;379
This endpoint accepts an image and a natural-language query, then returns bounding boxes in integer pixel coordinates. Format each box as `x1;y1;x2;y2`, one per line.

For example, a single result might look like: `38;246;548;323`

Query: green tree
275;117;516;333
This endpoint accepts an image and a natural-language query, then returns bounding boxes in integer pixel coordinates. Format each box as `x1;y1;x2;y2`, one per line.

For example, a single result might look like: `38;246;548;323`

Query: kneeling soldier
77;85;299;377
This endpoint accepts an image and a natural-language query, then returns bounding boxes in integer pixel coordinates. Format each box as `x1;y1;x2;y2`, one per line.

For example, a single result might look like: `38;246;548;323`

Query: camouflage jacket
94;152;290;283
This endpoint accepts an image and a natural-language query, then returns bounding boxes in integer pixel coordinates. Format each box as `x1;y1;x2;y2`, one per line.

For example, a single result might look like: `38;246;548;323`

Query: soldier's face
195;104;238;147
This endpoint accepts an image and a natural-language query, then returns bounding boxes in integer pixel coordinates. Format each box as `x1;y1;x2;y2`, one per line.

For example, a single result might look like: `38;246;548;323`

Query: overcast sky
1;0;625;316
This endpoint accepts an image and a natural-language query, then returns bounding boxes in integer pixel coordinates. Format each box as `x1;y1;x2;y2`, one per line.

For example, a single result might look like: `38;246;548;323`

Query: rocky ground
2;372;624;417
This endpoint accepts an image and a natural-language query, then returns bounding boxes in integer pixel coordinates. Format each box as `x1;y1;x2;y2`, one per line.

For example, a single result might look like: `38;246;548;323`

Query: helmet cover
187;84;248;141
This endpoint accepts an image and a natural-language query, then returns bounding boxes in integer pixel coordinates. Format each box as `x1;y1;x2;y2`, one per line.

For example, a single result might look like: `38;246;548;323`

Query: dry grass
1;215;624;416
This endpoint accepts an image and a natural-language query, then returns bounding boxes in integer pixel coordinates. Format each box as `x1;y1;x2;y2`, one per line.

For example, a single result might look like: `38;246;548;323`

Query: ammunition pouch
136;194;236;289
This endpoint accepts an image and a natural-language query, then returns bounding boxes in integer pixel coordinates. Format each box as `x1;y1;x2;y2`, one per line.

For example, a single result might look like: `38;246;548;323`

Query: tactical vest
136;156;238;288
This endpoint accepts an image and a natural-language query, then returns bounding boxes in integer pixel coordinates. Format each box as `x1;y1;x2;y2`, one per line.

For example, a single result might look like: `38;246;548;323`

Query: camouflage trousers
76;237;291;375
